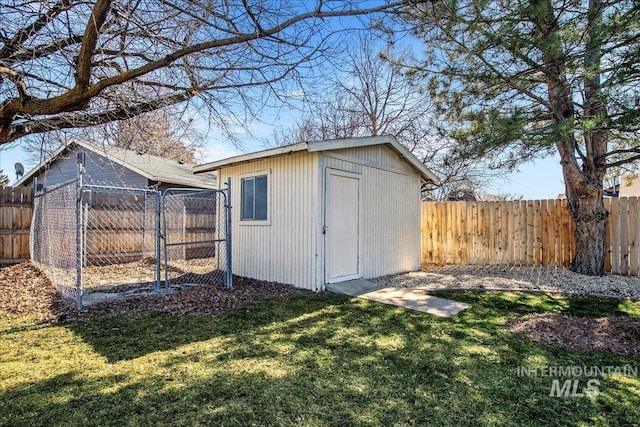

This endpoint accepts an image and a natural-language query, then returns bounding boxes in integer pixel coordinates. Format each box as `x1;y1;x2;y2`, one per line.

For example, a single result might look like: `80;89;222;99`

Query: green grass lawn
1;292;639;426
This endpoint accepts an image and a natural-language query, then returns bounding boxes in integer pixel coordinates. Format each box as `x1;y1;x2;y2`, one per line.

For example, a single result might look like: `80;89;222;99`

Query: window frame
239;170;271;225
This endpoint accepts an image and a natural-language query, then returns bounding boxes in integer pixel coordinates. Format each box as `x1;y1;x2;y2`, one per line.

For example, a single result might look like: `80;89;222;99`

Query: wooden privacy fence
82;191;216;265
0;187;32;265
421;198;640;276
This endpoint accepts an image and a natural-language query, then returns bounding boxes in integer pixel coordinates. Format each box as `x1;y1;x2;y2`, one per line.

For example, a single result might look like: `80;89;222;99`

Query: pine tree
400;0;640;275
0;169;9;187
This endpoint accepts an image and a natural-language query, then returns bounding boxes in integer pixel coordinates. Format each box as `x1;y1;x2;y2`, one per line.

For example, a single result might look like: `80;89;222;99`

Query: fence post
225;177;232;289
142;192;147;258
83;194;90;267
182;204;186;260
162;190;170;294
75;153;85;310
155;191;161;296
32;176;38;202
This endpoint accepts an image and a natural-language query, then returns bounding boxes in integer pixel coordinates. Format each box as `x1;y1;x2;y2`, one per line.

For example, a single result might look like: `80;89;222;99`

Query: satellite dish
15;163;24;180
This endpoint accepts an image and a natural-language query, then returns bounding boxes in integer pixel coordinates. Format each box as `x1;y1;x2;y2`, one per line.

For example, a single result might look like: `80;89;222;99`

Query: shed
194;135;438;291
15;139;217;190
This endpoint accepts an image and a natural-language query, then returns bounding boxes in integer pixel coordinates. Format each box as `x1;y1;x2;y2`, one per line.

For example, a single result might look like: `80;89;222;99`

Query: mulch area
0;262;314;322
0;262;68;317
508;313;640;357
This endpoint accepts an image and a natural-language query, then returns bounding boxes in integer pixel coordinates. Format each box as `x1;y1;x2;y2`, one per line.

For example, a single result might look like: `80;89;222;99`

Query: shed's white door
325;169;360;283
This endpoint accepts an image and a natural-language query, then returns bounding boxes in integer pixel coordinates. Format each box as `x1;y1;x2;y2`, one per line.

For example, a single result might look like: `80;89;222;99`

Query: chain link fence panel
81;185;160;297
161;188;231;291
30;179;79;303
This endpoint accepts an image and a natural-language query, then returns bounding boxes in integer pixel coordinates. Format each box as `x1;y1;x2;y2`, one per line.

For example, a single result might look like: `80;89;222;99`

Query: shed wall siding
329;145;416;175
38;147;149;188
322;150;421;281
219;152;318;290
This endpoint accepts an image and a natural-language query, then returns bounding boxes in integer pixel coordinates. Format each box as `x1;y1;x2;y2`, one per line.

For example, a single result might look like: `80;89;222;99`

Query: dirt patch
82;257;220;289
82;258;157;289
1;262;315;322
508;313;640;356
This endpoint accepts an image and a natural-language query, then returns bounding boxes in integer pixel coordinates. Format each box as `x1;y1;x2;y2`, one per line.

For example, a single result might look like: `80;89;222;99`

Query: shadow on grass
65;291;640;364
65;296;342;363
3;292;640;426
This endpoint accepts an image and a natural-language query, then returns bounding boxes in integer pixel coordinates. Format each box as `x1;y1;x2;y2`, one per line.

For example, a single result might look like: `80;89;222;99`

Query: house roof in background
15;139;217;188
194;135;439;184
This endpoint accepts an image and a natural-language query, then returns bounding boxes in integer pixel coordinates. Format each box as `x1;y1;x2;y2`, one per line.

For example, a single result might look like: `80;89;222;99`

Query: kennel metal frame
31;158;232;310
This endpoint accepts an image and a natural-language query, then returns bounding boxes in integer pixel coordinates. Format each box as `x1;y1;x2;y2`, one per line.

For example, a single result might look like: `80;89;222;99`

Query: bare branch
8;91;195;142
0;0;73;59
0;66;28;99
605;153;640;169
76;0;113;88
0;1;409;144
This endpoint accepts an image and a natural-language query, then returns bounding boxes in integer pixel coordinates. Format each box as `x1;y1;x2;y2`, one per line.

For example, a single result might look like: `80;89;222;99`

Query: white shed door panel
325;170;360;283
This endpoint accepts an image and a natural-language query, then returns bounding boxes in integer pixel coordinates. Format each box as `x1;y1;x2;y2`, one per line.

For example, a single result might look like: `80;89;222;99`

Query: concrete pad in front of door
326;279;470;318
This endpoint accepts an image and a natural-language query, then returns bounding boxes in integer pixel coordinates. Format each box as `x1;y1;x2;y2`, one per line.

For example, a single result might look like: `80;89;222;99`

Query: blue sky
0;5;568;199
0;122;567;199
484;155;566;199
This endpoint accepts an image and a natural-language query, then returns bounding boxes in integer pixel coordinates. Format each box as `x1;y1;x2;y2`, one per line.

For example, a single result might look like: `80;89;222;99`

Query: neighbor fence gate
30;158;231;309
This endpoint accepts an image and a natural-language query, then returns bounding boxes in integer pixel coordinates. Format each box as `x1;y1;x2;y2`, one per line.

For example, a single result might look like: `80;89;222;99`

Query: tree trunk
568;0;608;276
565;181;608;276
541;0;608;276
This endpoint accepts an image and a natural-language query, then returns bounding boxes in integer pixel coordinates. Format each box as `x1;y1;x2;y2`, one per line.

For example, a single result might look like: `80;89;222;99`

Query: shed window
241;175;268;221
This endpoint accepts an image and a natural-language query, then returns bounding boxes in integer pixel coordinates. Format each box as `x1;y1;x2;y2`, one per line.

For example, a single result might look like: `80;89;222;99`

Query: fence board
540;200;548;265
517;200;526;266
630;198;640;275
495;202;504;264
629;197;640;276
483;202;490;264
560;200;572;267
466;202;473;264
426;203;435;263
610;200;620;274
0;188;32;264
524;200;532;265
531;200;541;265
448;203;453;263
619;198;629;275
421;197;640;276
452;202;460;263
469;202;477;263
0;187;32;204
604;197;612;271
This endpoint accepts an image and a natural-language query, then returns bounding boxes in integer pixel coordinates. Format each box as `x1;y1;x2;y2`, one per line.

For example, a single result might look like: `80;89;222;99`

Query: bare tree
21;105;205;165
110;110;199;163
270;40;494;199
0;1;407;145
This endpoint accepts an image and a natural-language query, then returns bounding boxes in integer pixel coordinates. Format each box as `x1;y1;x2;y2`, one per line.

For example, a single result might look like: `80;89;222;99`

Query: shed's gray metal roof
15;139;217;188
194;135;439;183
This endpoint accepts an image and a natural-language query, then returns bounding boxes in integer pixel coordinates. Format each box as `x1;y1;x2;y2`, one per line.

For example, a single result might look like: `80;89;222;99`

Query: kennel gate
158;180;232;294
